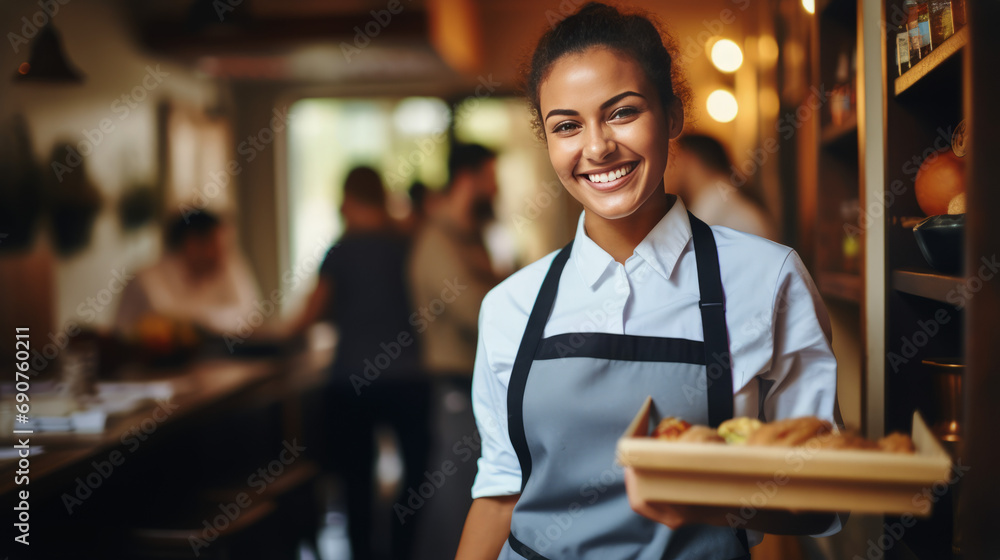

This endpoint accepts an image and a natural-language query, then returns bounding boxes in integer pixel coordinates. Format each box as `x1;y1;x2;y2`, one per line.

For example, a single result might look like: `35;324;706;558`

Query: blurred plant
117;185;158;231
46;142;102;256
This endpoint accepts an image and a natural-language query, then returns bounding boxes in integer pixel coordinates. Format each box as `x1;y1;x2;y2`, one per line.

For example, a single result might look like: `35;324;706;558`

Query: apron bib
501;213;750;560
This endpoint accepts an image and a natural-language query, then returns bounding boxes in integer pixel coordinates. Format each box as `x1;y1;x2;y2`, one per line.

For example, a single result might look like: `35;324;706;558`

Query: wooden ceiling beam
139;11;429;58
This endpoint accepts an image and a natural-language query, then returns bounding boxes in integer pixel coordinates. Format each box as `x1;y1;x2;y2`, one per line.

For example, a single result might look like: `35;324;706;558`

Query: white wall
0;0;221;330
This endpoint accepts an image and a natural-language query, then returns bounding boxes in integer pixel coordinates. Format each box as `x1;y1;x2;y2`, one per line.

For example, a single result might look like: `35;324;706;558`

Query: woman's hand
624;467;839;535
624;467;731;528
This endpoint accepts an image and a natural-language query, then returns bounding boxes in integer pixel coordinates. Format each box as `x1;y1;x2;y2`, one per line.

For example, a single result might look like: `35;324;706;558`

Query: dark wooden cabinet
799;0;988;556
867;1;985;558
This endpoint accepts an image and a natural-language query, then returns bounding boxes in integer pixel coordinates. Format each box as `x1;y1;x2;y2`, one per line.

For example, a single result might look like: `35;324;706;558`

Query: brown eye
611;107;639;120
553;121;579;133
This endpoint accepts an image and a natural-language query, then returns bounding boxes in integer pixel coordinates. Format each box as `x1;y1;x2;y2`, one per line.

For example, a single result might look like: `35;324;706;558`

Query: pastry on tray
650;415;914;453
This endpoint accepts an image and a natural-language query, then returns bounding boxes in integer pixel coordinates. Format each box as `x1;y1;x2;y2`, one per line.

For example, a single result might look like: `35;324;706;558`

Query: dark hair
522;2;691;140
165;211;221;251
447;143;496;185
677;134;733;175
408;181;428;214
342;166;386;208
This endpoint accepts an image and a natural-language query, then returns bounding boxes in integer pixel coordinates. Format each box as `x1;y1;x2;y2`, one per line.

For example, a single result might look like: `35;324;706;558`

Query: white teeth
587;163;634;183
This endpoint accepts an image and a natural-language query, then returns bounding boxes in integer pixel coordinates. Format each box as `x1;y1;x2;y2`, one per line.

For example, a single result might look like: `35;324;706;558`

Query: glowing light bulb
707;90;738;123
802;0;815;14
711;39;743;73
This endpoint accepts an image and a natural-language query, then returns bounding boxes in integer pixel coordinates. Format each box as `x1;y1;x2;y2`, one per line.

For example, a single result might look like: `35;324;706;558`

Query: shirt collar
571;196;693;288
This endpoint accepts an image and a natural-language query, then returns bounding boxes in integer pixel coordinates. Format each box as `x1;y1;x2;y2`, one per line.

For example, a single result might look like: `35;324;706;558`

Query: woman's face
539;47;683;221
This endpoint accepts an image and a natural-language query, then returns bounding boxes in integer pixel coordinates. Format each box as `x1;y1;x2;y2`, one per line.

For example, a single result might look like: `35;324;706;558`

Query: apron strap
689;212;749;554
688;212;735;429
508;241;574;492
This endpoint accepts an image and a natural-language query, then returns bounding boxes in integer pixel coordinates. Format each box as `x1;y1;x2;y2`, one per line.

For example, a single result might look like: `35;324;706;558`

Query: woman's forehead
539;47;655;109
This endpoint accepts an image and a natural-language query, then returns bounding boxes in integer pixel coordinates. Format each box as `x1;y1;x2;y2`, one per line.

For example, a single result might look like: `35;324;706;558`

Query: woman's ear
666;98;685;140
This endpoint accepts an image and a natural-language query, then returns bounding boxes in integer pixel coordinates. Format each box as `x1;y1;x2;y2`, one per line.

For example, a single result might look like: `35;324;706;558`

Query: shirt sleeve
761;250;838;422
763;250;845;537
470;295;523;499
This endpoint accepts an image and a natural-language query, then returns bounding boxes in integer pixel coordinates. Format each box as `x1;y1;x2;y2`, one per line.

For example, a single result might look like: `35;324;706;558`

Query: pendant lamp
13;24;84;83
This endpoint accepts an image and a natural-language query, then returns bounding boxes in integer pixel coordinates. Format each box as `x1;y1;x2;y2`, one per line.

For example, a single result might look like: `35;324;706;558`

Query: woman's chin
584;205;643;222
583;192;669;222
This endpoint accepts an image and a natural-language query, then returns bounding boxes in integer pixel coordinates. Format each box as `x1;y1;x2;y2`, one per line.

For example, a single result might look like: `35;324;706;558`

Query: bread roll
717;417;763;445
746;417;833;447
653;417;691;440
813;431;878;450
677;425;725;443
878;432;915;453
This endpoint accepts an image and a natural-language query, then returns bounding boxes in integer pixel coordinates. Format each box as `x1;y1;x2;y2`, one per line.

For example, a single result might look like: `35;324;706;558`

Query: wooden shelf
892;268;963;303
817;271;862;303
821;114;858;146
895;26;969;96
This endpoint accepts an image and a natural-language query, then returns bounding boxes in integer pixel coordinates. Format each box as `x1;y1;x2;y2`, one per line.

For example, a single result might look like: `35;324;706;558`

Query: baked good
652;417;691;440
717;417;762;445
677;425;725;443
877;432;915;453
745;417;833;447
812;431;879;450
646;415;915;454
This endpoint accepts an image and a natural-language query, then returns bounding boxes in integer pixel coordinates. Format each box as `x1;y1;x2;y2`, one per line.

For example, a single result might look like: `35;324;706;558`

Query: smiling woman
456;3;843;560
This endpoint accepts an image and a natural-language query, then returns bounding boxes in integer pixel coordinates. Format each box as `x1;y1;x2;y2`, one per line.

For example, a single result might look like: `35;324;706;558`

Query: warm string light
710;39;743;73
707;90;738;123
704;37;741;123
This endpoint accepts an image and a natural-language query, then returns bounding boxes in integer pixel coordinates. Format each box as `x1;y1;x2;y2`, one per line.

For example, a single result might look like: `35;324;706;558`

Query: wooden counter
0;347;328;501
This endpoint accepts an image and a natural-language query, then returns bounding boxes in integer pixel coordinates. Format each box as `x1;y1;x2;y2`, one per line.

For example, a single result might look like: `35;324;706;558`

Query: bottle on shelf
915;0;933;56
905;0;924;64
928;0;955;48
840;198;861;274
895;7;912;76
952;0;966;30
831;52;850;126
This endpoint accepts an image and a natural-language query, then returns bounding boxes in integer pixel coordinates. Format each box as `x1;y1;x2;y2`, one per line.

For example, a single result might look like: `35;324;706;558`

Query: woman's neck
583;191;674;264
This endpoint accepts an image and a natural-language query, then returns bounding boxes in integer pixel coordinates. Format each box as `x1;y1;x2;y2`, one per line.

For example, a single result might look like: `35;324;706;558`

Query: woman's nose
584;125;616;161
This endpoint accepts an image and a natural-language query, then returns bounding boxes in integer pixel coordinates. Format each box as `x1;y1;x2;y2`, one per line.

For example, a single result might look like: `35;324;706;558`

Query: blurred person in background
293;166;429;560
114;210;261;336
666;133;778;241
407;143;500;558
399;181;433;235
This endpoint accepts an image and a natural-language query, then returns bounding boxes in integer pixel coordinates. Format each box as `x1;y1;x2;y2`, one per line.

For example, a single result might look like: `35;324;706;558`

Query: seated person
115;211;260;337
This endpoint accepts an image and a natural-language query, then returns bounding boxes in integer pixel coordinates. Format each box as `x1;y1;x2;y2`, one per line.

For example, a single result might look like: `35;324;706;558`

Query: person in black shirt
295;166;430;560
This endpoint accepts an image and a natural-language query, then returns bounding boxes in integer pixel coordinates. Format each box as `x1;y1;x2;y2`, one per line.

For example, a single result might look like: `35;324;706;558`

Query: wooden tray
616;397;953;516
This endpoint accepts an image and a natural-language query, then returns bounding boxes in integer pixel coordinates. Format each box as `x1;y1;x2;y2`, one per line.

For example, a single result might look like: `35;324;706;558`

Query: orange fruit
915;148;966;216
